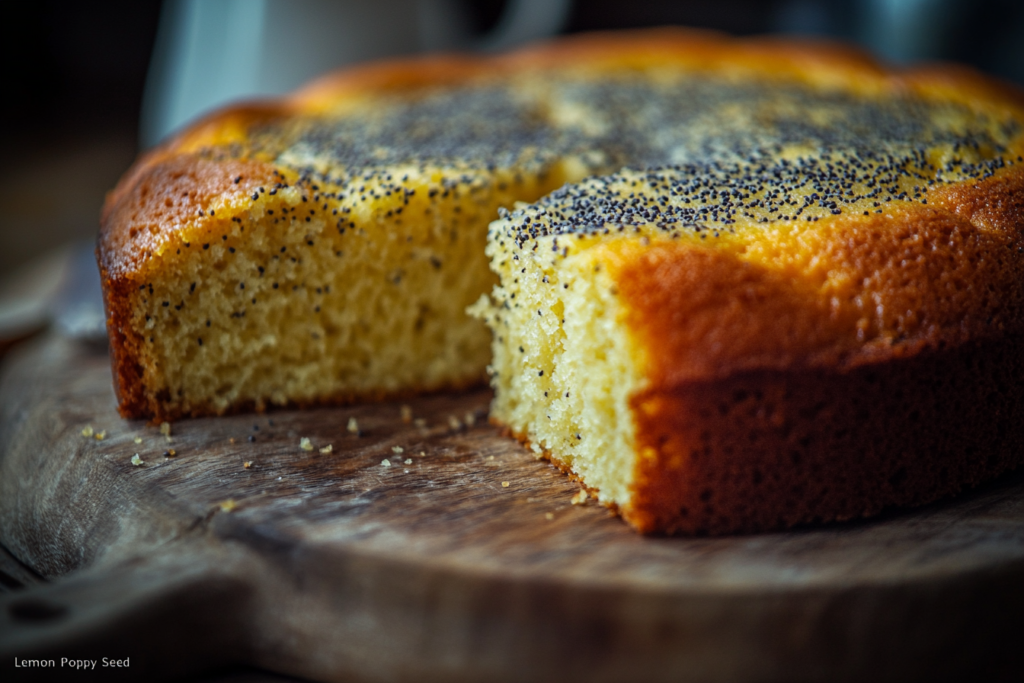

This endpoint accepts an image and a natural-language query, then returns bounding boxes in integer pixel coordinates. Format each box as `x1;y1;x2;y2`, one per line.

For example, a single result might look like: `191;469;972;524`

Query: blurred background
2;0;1023;284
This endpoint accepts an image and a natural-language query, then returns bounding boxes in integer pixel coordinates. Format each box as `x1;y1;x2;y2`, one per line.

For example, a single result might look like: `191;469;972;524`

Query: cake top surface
203;67;1022;201
247;86;591;179
487;74;1024;248
101;29;1024;279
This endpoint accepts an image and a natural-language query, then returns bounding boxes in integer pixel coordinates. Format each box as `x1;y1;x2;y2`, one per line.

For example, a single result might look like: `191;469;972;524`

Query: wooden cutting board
1;334;1023;682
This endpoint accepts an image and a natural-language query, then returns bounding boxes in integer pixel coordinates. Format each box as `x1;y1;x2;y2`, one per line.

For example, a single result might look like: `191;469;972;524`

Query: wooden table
1;333;1023;682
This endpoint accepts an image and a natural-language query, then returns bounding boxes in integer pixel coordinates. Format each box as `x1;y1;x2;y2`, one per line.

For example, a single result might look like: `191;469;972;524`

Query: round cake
100;29;1024;534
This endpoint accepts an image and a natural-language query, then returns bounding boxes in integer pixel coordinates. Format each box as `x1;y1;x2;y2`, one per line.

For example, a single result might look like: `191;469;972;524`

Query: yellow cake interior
131;167;563;415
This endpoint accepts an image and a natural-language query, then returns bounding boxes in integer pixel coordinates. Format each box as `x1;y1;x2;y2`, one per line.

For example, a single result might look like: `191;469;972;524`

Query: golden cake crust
613;170;1024;386
614;171;1024;533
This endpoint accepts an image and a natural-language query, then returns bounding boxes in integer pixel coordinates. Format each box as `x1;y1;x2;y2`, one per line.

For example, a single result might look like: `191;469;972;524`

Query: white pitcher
141;0;571;147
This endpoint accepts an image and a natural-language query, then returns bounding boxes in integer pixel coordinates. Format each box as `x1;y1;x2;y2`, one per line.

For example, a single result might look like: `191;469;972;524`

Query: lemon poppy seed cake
100;30;1024;534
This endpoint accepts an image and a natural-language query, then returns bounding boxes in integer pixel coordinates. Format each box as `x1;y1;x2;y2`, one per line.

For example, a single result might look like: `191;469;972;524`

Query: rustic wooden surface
1;334;1024;682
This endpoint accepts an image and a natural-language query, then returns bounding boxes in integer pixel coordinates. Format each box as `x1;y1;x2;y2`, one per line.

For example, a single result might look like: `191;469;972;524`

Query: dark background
2;0;1022;278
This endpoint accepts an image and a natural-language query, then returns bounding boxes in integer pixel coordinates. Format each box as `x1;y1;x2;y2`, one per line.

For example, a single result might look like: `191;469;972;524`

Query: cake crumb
392;445;404;454
502;481;510;488
404;458;412;465
319;444;333;454
219;499;237;512
300;437;314;451
381;458;392;467
545;512;555;520
133;436;142;444
159;422;171;436
94;430;107;441
81;425;94;437
243;461;253;469
130;454;143;466
571;489;588;505
400;405;413;422
347;417;360;434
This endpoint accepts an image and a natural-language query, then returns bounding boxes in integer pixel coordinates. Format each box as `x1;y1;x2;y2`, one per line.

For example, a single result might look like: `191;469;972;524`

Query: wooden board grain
1;334;1024;682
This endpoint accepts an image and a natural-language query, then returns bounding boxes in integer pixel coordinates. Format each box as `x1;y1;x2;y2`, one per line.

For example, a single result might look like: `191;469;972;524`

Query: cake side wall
625;333;1024;534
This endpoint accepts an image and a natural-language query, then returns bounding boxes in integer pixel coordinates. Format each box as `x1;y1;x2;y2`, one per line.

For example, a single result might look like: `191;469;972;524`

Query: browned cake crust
616;172;1024;533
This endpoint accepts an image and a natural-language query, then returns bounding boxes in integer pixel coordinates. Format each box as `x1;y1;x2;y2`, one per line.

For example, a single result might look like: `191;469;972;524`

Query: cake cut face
101;29;1024;534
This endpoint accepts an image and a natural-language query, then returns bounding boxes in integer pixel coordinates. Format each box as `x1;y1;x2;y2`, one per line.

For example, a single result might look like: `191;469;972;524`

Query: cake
100;29;1024;534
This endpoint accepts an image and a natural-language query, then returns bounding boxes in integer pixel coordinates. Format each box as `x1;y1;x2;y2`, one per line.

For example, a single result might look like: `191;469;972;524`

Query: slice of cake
472;35;1024;534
